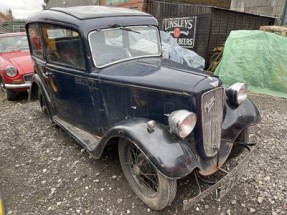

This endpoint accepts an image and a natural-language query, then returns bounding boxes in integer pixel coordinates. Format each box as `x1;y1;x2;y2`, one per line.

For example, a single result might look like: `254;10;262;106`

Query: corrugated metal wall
208;8;275;61
154;0;231;9
230;0;285;24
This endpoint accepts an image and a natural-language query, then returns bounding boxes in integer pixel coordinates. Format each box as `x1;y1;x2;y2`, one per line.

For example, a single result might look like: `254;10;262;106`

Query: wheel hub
133;164;141;176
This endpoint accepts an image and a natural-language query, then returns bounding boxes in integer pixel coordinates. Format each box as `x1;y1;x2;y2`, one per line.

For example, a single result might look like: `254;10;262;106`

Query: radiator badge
204;96;215;113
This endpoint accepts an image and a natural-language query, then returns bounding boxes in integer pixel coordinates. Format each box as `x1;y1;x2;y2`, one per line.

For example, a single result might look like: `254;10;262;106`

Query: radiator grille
201;88;224;157
23;74;33;82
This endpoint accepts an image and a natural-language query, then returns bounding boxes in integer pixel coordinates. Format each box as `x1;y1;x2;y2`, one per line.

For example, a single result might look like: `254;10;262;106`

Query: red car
0;32;33;100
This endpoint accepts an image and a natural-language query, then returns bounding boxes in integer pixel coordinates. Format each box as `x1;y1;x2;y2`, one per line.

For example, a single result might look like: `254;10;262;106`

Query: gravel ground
0;91;286;215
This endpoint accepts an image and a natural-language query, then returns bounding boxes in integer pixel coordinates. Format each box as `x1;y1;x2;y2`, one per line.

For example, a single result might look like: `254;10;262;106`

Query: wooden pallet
260;25;287;37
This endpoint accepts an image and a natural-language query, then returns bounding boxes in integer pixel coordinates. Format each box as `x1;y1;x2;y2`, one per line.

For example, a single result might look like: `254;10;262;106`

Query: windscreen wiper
109;24;141;34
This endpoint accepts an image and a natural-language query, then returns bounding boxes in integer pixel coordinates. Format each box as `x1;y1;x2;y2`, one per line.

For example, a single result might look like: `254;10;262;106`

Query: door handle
44;71;54;77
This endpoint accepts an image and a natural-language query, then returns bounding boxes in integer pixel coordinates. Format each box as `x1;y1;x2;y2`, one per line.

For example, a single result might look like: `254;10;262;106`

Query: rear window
28;24;44;59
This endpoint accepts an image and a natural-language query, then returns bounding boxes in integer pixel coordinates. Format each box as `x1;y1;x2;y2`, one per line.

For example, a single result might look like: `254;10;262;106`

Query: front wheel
228;128;249;159
0;78;17;101
6;89;17;101
118;139;177;210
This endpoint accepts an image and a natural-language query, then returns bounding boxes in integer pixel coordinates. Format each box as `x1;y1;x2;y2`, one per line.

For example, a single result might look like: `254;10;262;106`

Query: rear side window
41;24;85;70
28;24;44;59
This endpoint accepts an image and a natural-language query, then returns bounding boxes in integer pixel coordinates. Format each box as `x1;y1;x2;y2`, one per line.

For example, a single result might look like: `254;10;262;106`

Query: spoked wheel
38;89;55;126
119;139;177;210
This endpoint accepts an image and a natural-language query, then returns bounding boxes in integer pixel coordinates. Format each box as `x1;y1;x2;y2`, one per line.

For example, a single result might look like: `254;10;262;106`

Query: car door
40;24;101;135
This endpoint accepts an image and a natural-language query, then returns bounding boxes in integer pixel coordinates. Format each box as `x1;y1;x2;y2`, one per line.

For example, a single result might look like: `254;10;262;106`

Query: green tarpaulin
215;30;287;98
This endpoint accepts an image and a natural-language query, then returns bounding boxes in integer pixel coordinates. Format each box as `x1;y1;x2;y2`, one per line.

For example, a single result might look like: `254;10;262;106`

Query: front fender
90;118;200;179
222;97;260;141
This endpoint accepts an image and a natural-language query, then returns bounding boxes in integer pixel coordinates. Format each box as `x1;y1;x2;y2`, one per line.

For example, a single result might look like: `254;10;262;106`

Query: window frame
27;23;44;60
40;23;86;71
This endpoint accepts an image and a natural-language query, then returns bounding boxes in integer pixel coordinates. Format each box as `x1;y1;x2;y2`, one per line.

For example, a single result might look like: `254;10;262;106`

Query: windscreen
89;26;161;68
0;35;29;52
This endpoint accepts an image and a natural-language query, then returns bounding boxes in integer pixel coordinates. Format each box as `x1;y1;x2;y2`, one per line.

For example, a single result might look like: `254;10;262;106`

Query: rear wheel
228;128;249;159
118;139;177;210
38;89;55;126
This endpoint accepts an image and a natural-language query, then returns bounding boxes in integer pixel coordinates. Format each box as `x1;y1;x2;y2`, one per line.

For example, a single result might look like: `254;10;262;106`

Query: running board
53;116;101;152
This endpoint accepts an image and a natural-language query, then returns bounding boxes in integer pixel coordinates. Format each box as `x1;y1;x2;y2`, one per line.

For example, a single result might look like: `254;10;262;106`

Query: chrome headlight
5;66;18;77
168;110;197;138
225;83;248;105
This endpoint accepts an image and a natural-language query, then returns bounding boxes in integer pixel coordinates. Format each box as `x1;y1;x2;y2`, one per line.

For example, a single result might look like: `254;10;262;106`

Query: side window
28;24;44;59
41;24;85;70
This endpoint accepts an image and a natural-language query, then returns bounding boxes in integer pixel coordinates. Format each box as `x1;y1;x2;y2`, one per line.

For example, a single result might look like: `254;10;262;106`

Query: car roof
50;6;150;20
27;6;152;23
0;32;26;38
26;6;158;34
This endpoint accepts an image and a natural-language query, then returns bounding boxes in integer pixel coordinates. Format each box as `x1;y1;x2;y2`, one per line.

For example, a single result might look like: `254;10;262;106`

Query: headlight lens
5;66;18;77
168;110;197;138
226;83;248;105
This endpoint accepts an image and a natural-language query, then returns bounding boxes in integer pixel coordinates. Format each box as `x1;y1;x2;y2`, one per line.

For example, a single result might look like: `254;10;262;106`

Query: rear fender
29;74;51;103
90;118;199;179
29;74;55;116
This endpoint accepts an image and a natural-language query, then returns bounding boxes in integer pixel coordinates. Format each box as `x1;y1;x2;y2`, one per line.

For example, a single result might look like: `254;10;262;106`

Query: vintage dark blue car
26;6;260;211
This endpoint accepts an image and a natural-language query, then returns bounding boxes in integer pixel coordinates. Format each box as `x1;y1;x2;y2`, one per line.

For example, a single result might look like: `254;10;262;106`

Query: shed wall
230;0;285;24
148;1;275;64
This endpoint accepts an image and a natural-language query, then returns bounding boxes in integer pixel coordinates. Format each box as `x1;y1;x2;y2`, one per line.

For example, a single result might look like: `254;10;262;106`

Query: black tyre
0;78;17;101
6;89;17;101
38;89;55;126
118;139;177;210
0;78;4;93
228;128;249;159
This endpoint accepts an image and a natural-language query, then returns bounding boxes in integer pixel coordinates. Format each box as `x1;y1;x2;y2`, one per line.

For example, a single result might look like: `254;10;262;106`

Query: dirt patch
0;91;286;215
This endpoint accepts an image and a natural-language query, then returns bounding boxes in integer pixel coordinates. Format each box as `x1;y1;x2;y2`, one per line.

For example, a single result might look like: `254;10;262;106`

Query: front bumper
4;82;31;90
183;142;258;210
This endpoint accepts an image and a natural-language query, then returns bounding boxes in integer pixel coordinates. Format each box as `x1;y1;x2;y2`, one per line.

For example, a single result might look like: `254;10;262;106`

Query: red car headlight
5;66;18;77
